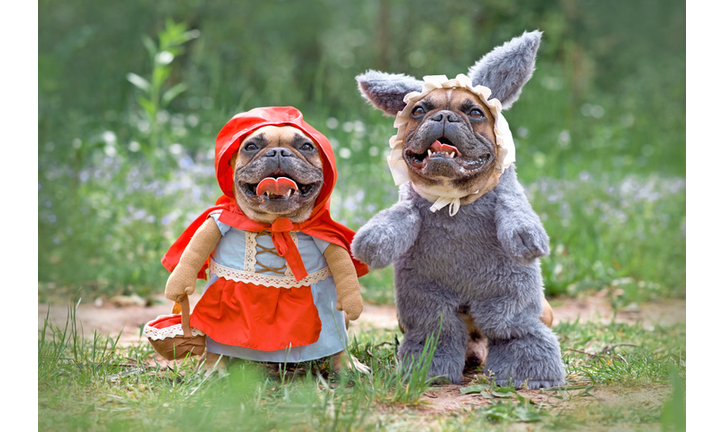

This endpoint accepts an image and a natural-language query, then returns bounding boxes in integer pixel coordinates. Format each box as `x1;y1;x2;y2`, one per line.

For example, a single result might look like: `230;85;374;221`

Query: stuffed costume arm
490;167;555;328
324;243;363;320
493;167;550;263
165;218;222;302
351;197;422;270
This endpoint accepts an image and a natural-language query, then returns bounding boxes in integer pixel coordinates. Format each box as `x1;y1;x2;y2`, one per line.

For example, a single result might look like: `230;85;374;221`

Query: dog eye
412;106;425;116
469;108;485;119
300;142;315;151
243;142;259;151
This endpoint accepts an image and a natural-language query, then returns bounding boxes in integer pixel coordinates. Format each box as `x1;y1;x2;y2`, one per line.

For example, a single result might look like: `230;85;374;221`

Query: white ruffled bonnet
387;74;516;215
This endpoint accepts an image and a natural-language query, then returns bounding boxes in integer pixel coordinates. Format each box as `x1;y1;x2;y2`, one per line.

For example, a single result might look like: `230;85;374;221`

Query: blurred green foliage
38;0;685;303
37;301;687;430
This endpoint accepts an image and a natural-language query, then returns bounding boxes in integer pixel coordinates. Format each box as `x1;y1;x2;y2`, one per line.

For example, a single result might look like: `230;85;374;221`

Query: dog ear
356;70;424;117
468;30;542;110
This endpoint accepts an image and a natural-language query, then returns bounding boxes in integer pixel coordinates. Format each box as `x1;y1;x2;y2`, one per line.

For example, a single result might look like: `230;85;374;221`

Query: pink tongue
256;177;299;196
431;140;459;155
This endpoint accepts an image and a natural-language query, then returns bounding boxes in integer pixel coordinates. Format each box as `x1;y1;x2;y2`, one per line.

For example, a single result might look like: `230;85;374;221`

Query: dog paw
498;224;550;261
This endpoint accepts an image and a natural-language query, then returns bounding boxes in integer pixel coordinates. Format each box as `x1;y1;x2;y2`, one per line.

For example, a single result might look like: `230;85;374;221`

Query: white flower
156;51;174;65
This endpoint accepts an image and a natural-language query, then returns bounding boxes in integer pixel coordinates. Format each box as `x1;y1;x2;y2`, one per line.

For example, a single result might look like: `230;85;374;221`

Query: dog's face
232;125;324;224
356;31;543;199
403;88;499;197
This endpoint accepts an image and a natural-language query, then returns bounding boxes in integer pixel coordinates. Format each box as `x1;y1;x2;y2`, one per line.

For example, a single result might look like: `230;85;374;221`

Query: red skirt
190;277;322;351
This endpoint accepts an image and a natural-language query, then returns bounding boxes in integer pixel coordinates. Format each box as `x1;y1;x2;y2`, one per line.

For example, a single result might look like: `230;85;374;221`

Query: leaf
514;406;542;422
491;388;517;398
137;97;156;117
141;35;157;59
179;29;201;44
460;384;490;395
162;83;188;106
539;384;589;392
126;73;151;93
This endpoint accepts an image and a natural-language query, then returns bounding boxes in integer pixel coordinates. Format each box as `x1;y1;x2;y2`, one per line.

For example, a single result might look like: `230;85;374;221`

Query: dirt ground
38;293;685;419
37;293;686;347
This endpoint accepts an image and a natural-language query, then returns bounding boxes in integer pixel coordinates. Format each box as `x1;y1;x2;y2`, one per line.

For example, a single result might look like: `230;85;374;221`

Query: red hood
215;106;337;214
162;107;368;281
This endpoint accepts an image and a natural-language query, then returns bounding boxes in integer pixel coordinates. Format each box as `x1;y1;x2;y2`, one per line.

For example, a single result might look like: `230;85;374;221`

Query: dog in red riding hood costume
160;106;369;371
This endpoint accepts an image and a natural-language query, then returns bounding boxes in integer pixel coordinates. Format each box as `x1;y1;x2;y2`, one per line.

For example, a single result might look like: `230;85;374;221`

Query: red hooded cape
161;106;368;281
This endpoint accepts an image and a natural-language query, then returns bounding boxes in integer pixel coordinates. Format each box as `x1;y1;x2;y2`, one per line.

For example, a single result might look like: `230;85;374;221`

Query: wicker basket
143;295;206;360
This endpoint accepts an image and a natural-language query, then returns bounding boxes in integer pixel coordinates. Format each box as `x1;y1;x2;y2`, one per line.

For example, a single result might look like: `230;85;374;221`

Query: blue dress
196;212;348;363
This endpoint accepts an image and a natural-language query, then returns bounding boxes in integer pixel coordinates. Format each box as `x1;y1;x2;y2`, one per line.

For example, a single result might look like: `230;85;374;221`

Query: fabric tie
269;218;308;281
216;209;311;281
429;196;461;216
412;183;481;217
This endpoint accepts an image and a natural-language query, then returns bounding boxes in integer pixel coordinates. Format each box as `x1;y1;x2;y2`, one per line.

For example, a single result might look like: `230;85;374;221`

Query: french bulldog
232;125;325;224
396;81;507;204
162;108;367;374
351;31;566;388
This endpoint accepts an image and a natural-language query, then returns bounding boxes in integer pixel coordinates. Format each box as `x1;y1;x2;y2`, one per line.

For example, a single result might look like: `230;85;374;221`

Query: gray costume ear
356;70;424;117
468;30;542;110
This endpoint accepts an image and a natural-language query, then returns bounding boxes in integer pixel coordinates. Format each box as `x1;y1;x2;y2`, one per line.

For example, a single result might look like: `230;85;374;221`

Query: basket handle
177;295;192;337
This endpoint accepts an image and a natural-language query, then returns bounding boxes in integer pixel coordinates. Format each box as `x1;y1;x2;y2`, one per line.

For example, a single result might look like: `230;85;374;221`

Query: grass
36;6;685;429
39;302;685;431
38;302;440;431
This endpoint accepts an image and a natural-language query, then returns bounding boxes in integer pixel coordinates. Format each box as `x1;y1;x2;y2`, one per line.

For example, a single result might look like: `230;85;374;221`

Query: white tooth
428;149;432;157
451;152;456;158
286;189;292;197
265;191;271;197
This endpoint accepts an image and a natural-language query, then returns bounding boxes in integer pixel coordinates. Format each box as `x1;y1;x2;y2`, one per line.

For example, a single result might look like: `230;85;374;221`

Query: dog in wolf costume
351;31;565;388
162;107;368;370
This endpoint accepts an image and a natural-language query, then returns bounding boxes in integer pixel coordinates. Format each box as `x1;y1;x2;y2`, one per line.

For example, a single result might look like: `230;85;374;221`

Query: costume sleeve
208;211;232;236
312;236;331;254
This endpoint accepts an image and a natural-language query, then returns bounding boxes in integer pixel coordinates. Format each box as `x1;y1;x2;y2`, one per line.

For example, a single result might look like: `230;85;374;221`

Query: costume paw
351;225;399;269
337;291;363;321
164;268;196;302
518;378;566;390
485;329;566;390
498;223;550;262
398;336;466;385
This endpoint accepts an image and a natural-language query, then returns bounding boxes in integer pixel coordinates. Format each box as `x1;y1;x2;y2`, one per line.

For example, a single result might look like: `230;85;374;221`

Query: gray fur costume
351;31;566;389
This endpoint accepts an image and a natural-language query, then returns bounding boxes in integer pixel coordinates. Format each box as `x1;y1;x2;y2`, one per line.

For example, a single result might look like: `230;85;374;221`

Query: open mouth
242;174;319;201
405;137;491;172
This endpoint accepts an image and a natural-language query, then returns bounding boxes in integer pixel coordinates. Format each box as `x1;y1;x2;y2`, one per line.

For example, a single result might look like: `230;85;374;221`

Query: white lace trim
244;231;257;272
143;315;205;341
210;258;332;288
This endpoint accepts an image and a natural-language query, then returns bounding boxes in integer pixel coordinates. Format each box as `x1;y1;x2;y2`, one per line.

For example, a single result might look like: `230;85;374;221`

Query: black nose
264;147;294;158
430;110;461;123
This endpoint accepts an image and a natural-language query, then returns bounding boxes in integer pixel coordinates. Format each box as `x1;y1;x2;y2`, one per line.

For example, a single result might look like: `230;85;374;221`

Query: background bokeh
38;0;685;307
